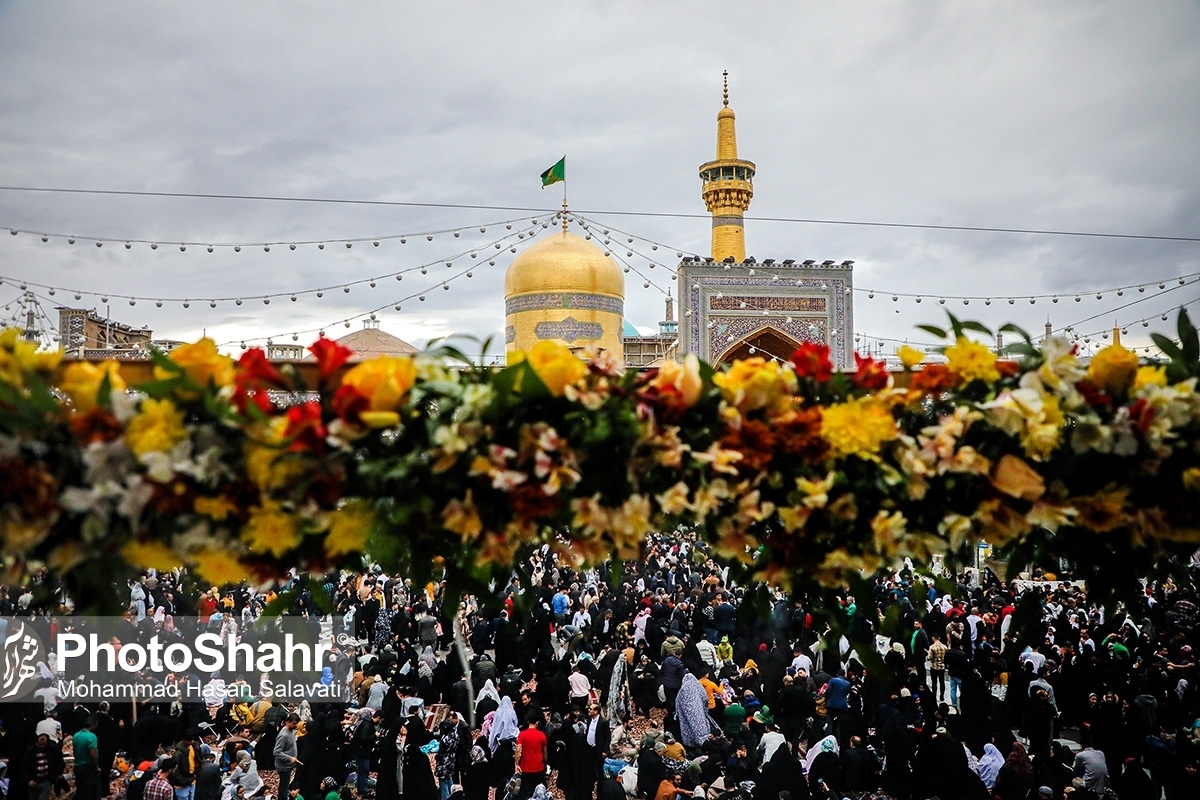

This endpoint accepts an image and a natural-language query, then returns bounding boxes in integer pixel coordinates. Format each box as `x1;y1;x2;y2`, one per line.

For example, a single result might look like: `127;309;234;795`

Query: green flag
540;156;565;188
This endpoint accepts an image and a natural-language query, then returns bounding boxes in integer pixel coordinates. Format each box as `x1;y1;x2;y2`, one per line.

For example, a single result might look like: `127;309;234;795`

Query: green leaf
1178;308;1199;365
147;344;182;374
97;372;113;410
998;323;1032;342
958;320;994;337
133;378;184;400
916;324;948;340
1151;334;1184;363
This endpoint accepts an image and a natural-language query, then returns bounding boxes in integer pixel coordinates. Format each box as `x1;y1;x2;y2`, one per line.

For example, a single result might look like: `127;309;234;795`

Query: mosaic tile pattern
708;316;825;359
709;295;826;312
505;325;516;344
534;317;604;343
506;292;623;316
679;265;852;368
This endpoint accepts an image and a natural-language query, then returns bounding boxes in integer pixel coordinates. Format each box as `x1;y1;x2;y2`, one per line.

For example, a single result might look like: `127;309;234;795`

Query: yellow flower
1134;365;1167;391
945;337;1001;386
990;454;1045;501
242;500;301;557
191;548;247;586
122;540;182;571
1087;343;1139;395
0;329;62;387
59;360;127;414
608;495;652;559
125;398;188;457
656;482;691;516
647;353;704;408
1;514;52;553
712;357;797;413
938;513;975;549
1182;467;1200;493
795;473;836;509
442;492;484;542
342;356;418;412
870;510;908;554
326;500;376;557
158;338;234;391
897;345;925;370
510;341;587;396
194;495;237;521
1074;486;1130;533
245;418;306;491
820;396;897;459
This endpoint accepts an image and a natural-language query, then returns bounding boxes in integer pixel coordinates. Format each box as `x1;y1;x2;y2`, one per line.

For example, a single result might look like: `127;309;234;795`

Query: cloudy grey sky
1;0;1198;358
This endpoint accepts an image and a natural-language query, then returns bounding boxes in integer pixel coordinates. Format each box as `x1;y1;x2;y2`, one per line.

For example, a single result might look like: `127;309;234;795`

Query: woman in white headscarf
976;742;1004;789
802;735;839;774
488;696;520;753
475;678;501;718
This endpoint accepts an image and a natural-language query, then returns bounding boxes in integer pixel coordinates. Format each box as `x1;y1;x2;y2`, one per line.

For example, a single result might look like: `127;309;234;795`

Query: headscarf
676;673;711;748
469;745;488;765
475;679;501;710
977;742;1004;789
420;646;437;672
1004;741;1034;783
488;697;520;752
803;735;839;774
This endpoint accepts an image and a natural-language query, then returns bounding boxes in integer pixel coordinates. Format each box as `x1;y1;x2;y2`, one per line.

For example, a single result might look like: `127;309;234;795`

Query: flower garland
2;312;1199;610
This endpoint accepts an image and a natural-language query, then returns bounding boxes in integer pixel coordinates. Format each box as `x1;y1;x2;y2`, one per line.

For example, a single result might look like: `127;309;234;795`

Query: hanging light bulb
343;286;350;293
291;295;298;302
96;241;102;248
150;242;156;249
155;300;162;307
466;271;473;277
207;245;213;253
183;301;190;308
345;242;352;249
48;288;54;295
373;241;379;247
209;301;216;308
1008;298;1015;304
1052;296;1059;303
938;298;945;305
263;298;270;304
419;295;426;301
69;237;76;244
868;292;874;299
396;274;402;281
240;342;246;350
985;298;992;305
234;246;240;252
1075;296;1081;302
1116;289;1123;296
131;299;138;306
1096;293;1103;299
236;299;243;305
292;333;299;341
1138;286;1144;292
1029;298;1036;304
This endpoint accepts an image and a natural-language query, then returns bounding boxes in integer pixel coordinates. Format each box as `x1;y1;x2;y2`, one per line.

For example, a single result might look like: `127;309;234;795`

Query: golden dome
505;230;624;299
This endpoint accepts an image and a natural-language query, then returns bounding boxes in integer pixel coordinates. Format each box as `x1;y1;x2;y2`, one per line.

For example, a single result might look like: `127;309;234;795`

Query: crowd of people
1;537;1198;800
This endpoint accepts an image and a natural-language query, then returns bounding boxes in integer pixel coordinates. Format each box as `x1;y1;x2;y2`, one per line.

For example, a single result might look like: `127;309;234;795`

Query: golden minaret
700;71;755;262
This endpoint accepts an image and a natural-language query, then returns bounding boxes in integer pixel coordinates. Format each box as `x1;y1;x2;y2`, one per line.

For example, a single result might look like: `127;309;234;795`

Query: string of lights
2;214;539;251
0;219;547;307
5;184;1200;243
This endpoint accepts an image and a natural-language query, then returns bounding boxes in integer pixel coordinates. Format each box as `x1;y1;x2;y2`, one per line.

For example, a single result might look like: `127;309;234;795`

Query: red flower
1128;398;1155;435
332;384;369;425
852;353;889;391
309;337;354;381
909;364;957;396
792;342;833;382
237;348;285;386
285;401;327;451
996;360;1020;379
1075;378;1112;412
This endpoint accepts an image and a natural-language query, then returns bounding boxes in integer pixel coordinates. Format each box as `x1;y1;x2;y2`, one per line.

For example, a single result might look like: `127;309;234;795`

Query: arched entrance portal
716;325;804;365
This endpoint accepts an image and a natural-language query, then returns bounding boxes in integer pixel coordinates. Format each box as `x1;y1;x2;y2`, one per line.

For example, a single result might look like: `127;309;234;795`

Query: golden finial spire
700;71;755;262
561;198;568;232
1112;323;1121;347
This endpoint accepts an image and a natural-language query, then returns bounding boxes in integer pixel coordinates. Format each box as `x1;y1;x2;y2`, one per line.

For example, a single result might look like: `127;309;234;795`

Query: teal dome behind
622;319;639;337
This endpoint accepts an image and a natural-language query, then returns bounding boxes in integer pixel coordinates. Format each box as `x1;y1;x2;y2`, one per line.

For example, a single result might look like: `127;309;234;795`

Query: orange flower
990;454;1045;501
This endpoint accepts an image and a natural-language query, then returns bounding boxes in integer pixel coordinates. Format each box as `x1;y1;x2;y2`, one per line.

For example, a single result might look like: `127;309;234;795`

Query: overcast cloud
1;0;1198;358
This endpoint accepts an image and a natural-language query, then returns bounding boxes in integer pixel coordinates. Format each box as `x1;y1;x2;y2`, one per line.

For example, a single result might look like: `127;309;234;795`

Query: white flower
1037;335;1086;394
